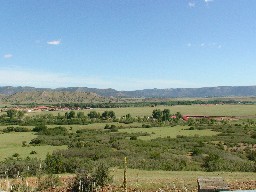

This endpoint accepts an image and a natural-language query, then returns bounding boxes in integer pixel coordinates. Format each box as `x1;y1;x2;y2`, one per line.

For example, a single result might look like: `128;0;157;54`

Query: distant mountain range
0;85;256;99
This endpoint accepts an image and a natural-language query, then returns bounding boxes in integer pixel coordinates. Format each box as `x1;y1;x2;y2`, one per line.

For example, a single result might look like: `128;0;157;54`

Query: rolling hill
1;91;115;104
0;85;256;100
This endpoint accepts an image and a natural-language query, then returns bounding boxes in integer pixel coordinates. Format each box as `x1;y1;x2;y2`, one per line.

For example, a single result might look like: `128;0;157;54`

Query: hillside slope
1;91;114;104
0;85;256;98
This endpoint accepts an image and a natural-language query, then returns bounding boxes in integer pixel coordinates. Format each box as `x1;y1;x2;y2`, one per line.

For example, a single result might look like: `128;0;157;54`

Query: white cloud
47;40;61;45
186;42;222;49
204;0;213;3
3;54;13;59
188;2;195;8
0;67;110;89
0;67;197;91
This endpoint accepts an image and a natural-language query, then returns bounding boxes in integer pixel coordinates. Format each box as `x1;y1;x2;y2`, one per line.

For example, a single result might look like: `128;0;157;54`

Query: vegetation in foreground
0;104;255;191
0;169;255;191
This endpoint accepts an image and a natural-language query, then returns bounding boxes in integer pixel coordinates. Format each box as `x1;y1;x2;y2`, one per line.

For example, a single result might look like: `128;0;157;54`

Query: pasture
24;104;256;118
118;125;219;140
0;132;67;161
112;169;256;191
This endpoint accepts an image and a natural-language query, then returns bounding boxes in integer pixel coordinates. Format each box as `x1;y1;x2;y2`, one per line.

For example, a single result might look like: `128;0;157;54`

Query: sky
0;0;256;91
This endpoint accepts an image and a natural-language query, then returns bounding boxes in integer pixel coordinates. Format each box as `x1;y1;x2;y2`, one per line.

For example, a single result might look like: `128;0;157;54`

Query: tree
65;111;76;119
6;109;17;119
162;109;170;121
77;111;85;118
101;111;116;120
152;109;162;120
93;164;112;187
17;111;25;119
88;111;100;119
175;112;182;119
45;153;66;174
32;124;47;132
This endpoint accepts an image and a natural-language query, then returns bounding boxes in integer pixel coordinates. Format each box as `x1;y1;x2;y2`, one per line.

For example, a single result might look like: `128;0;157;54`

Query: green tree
32;124;47;132
101;110;116;119
162;109;170;121
175;112;183;119
77;111;85;118
45;154;65;174
6;109;17;119
152;109;162;120
17;111;25;119
65;110;76;119
88;111;100;119
93;164;112;187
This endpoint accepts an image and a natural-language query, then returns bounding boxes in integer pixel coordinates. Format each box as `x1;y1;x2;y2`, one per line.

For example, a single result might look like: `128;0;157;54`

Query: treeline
0;108;184;126
0;109;117;126
54;99;256;108
12;99;255;109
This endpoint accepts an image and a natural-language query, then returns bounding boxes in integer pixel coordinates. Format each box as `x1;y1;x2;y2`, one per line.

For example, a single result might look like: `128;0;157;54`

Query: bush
142;124;151;128
32;125;47;132
130;136;137;140
93;164;112;187
37;174;61;191
71;164;112;192
71;171;94;192
3;126;29;133
29;138;43;145
0;157;43;178
30;150;37;154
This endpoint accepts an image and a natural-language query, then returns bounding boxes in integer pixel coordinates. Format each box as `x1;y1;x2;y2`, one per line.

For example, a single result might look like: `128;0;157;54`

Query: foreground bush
71;164;112;192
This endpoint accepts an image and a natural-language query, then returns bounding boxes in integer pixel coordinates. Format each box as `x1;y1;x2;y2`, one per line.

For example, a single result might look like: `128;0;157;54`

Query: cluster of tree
30;99;256;109
6;109;26;119
0;110;117;126
152;109;182;122
3;126;30;133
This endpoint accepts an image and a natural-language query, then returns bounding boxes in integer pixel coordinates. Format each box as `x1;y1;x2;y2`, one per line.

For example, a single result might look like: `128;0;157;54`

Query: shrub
37;174;61;191
142;124;151;128
3;126;29;133
32;124;47;132
130;136;137;140
29;138;43;145
93;164;112;187
30;150;37;154
71;171;94;192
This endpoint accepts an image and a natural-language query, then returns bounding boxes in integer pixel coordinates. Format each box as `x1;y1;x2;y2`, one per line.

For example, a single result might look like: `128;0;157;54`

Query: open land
0;102;255;191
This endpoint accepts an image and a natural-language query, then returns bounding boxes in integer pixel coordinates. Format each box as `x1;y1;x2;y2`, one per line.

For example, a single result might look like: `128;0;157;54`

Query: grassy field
21;104;256;118
118;125;219;140
1;169;255;191
111;168;256;191
0;132;67;161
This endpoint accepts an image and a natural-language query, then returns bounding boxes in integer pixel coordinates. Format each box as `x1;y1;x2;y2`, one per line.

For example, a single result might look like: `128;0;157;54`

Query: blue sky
0;0;256;90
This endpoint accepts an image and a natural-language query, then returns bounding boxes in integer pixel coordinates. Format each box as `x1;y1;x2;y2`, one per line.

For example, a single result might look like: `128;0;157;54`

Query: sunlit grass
118;125;219;140
20;104;256;118
0;132;67;160
111;168;256;191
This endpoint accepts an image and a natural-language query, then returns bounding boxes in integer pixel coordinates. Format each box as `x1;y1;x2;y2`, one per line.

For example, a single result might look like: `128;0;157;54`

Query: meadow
118;125;219;140
0;103;255;191
0;132;67;161
25;104;256;118
112;169;256;191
